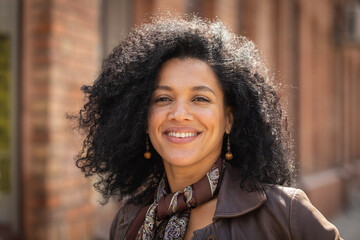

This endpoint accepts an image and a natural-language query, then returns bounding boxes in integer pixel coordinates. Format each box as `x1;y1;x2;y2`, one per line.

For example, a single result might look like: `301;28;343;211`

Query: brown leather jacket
110;165;342;240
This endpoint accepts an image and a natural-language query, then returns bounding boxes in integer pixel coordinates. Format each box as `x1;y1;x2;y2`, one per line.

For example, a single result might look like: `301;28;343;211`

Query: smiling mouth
166;132;199;138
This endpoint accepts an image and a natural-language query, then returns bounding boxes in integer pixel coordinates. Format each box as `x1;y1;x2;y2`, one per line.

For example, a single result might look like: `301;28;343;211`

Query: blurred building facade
0;0;359;239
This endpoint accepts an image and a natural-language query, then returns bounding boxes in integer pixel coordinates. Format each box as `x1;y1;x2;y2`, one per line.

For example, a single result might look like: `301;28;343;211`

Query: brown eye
193;96;210;102
154;96;172;103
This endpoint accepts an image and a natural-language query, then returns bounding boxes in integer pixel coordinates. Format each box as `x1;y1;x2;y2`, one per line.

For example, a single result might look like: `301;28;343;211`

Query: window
0;0;19;236
0;34;11;194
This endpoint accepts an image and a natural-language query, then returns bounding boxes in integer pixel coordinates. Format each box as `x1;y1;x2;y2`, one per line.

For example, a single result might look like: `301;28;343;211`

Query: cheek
147;108;166;135
147;113;158;147
147;111;155;129
195;107;227;131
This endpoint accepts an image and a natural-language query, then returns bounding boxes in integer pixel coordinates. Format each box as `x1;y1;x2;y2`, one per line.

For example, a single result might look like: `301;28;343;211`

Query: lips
163;127;201;143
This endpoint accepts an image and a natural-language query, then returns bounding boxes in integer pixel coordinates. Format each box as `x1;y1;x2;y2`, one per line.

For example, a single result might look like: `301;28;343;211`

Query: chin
162;155;199;167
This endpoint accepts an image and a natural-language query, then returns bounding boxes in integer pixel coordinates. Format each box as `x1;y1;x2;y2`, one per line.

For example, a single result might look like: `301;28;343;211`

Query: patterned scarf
125;157;224;240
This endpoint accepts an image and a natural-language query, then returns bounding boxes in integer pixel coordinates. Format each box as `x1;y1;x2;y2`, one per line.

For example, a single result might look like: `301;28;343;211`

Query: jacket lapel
213;164;267;219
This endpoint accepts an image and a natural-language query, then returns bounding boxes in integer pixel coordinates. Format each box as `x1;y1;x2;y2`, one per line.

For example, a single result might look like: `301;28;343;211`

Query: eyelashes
154;96;172;103
192;96;210;102
153;96;211;103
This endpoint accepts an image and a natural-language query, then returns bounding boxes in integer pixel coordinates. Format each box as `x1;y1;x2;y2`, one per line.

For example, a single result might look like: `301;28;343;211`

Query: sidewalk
331;192;360;240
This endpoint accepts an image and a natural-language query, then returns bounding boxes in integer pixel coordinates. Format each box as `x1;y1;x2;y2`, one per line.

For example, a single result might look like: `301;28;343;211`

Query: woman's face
147;58;233;169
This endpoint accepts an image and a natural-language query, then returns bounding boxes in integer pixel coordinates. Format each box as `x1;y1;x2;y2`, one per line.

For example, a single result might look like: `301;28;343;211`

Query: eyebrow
192;86;216;95
155;85;216;95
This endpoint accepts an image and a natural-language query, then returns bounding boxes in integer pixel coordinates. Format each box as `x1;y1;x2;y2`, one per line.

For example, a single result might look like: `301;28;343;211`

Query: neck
163;157;219;192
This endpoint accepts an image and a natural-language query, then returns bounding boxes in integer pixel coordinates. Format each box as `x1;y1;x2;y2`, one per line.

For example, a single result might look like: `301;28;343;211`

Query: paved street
332;192;360;240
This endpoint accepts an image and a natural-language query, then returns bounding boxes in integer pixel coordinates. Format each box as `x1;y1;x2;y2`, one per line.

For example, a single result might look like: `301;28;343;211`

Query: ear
225;107;234;134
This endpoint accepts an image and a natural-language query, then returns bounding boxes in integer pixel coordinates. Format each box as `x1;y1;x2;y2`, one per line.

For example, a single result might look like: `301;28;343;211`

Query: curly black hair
75;16;295;204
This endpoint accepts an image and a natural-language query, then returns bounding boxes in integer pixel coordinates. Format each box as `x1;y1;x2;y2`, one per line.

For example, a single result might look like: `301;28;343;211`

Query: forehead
156;58;222;91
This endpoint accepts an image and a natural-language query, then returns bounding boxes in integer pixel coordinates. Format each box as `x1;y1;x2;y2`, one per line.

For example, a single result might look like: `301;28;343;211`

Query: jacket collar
214;163;267;219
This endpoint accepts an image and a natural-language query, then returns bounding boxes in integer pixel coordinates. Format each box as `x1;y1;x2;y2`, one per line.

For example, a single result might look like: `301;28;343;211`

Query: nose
168;100;193;121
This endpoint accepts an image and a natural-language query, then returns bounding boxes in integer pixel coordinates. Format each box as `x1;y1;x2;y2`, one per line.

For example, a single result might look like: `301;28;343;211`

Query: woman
75;16;341;239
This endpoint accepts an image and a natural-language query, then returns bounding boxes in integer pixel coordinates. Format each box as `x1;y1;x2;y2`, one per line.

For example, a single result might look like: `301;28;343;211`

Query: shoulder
263;186;342;240
109;202;143;240
262;185;300;209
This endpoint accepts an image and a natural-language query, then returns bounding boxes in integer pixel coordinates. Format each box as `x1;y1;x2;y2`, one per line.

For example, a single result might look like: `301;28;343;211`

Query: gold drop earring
144;134;151;159
225;133;233;161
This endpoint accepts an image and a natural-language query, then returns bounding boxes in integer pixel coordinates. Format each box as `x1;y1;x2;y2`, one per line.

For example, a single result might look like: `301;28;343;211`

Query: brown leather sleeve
109;203;143;240
289;189;342;240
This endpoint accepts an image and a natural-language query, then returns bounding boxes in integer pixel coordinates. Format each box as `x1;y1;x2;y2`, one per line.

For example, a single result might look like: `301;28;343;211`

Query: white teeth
167;132;197;138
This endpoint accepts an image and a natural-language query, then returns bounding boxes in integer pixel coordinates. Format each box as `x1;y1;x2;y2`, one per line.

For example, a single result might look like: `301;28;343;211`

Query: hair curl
75;16;295;204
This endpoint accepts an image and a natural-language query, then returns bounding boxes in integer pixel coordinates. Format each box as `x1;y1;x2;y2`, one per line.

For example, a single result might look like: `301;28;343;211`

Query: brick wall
21;0;101;239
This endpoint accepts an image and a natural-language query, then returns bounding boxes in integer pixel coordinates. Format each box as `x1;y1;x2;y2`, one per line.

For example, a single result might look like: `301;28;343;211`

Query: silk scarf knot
126;157;225;240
